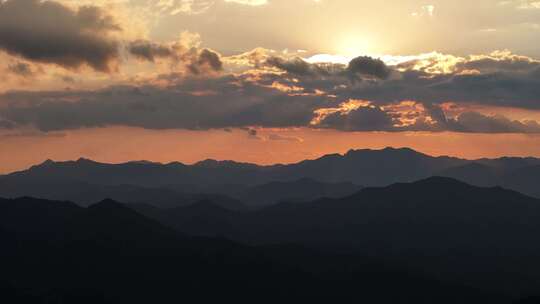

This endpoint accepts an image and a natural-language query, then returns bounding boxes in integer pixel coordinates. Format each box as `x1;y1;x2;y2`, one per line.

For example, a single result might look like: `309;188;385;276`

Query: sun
336;34;377;57
305;35;379;65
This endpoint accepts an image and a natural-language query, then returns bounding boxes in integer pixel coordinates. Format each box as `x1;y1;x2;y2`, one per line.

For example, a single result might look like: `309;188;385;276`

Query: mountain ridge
2;147;540;205
0;194;502;304
130;176;540;297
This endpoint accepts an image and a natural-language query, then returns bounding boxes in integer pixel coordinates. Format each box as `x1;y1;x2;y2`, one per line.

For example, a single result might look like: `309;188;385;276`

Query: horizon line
3;146;539;176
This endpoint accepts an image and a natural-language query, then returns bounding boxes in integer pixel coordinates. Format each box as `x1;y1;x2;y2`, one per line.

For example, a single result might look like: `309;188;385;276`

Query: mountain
503;165;540;198
0;196;498;304
233;178;363;206
0;147;466;188
0;176;359;209
275;147;467;185
438;162;503;187
131;177;540;297
2;147;540;204
0;179;248;209
438;161;540;197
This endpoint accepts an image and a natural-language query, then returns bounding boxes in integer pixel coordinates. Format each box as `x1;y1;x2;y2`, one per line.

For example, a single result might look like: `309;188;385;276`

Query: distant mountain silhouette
233;178;363;206
438;162;502;186
132;177;540;297
0;196;498;304
503;165;540;198
0;147;464;189
2;147;540;201
0;179;247;209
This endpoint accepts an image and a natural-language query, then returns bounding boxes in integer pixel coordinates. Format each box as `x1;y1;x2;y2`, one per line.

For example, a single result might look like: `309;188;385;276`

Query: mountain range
130;177;540;297
2;147;540;207
4;147;540;302
0;195;501;304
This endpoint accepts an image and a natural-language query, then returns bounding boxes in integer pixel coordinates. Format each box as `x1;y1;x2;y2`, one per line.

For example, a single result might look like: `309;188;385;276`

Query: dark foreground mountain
131;177;540;297
0;197;498;304
2;147;540;203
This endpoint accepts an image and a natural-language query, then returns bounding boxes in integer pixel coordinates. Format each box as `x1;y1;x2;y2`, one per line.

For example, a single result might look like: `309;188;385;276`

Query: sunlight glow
336;34;376;57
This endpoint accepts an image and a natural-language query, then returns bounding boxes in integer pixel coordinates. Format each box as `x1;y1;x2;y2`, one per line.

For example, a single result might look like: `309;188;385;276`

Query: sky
1;0;540;173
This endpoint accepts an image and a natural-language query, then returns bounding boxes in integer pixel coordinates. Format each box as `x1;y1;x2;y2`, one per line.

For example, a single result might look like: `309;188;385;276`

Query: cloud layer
1;0;540;135
128;38;223;75
0;0;121;72
2;48;540;134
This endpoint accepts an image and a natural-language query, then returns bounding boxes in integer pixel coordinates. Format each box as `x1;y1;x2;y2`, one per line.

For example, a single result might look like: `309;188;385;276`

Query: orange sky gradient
2;127;540;174
2;0;540;175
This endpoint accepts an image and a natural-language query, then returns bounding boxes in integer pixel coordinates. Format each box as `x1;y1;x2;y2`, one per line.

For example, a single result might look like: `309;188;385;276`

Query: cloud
242;128;303;141
0;75;326;131
266;56;343;77
266;55;392;81
2;44;540;135
455;50;540;74
315;105;395;131
225;47;273;68
244;127;263;140
128;38;223;75
0;119;15;129
302;51;540;111
128;40;174;62
132;0;268;16
447;111;540;133
152;0;215;15
311;100;540;133
346;56;392;80
267;134;304;142
6;62;35;78
188;48;223;74
0;0;121;72
267;57;322;76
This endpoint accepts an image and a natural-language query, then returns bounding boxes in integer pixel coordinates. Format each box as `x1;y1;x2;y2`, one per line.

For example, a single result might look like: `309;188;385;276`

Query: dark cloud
266;57;333;77
316;106;395;131
128;40;173;62
346;56;392;80
0;119;15;129
1;69;540;134
316;67;540;111
264;55;393;98
266;56;347;78
59;75;77;84
455;55;540;74
2;41;540;134
0;75;325;132
188;49;223;74
312;101;540;134
247;128;258;137
241;127;264;140
7;62;34;78
0;0;120;72
128;39;223;75
427;73;540;109
422;102;448;126
447;112;540;134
